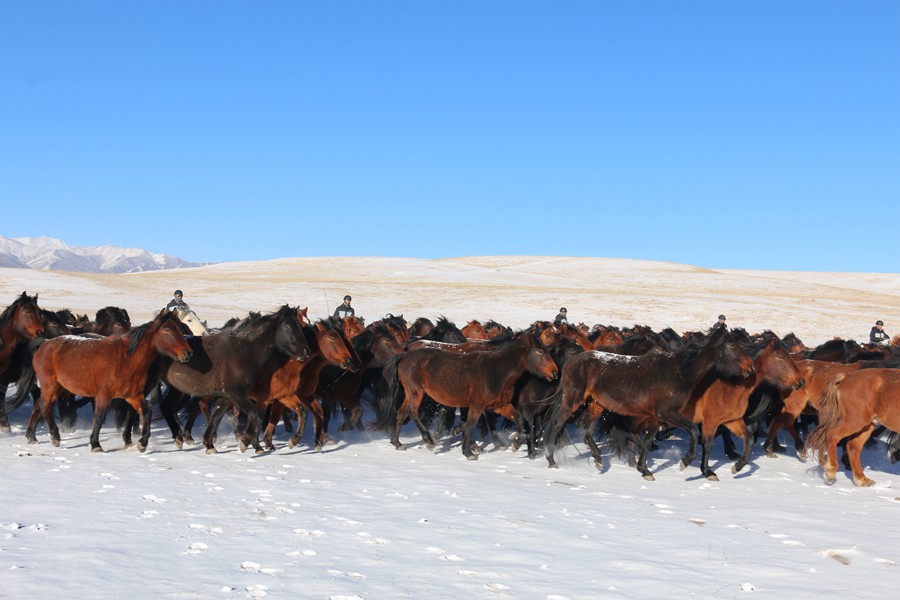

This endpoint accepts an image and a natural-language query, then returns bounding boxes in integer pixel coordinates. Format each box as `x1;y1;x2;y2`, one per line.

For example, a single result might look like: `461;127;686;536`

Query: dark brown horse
157;305;311;454
545;326;755;479
383;332;559;459
0;292;46;432
25;309;192;451
82;306;132;336
806;368;900;486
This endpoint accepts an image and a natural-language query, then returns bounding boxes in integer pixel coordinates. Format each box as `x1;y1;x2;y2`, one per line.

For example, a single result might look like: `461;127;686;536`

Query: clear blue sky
2;2;898;272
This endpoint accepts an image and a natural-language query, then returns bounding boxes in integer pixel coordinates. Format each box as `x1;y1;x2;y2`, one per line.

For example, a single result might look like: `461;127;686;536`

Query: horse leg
263;403;280;450
126;396;152;452
717;425;740;460
845;426;876;487
461;407;485;460
698;424;719;481
636;426;662;480
26;392;56;445
156;385;185;448
203;399;230;454
89;396;111;453
407;398;437;450
723;419;753;474
294;395;326;451
658;409;700;471
0;383;9;433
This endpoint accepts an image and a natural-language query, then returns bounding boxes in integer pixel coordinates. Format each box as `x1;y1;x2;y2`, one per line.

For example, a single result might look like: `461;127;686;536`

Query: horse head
175;307;210;336
1;291;45;339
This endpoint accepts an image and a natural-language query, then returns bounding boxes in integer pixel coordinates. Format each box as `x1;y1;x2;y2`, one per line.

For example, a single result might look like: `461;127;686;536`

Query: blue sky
2;2;898;272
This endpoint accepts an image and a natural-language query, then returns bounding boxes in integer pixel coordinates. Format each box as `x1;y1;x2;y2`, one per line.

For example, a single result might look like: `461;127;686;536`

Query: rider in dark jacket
554;307;568;326
333;295;355;319
870;320;889;344
166;289;189;312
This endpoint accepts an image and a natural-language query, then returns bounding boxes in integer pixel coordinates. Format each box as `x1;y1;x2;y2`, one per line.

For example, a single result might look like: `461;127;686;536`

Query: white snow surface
1;256;899;599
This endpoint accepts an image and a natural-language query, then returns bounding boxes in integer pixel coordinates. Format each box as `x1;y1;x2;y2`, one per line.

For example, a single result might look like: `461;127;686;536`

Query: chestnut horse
384;332;559;459
82;306;132;335
25;309;192;452
0;292;46;432
461;320;490;340
806;368;900;486
544;326;755;479
258;317;361;450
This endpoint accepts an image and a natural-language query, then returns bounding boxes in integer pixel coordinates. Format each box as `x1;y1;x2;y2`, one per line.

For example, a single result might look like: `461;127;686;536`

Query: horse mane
0;292;38;325
428;316;466;343
95;306;131;328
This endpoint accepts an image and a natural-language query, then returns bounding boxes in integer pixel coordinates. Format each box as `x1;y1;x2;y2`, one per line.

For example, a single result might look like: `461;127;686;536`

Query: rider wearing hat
554;307;568;326
166;289;189;312
333;295;355;319
870;320;889;345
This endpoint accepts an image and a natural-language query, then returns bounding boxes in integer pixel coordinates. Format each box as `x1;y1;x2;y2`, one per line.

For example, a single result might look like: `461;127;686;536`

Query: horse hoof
466;454;479;461
425;443;435;451
315;444;324;452
679;460;688;471
123;441;133;450
856;477;876;487
642;473;655;481
731;464;743;475
184;436;194;446
238;441;248;453
254;447;266;455
51;438;61;447
325;436;337;445
395;445;406;451
137;442;147;453
593;459;602;471
174;437;183;450
205;447;218;455
765;450;778;458
91;446;103;453
0;426;11;434
706;473;720;481
27;438;38;445
797;450;808;462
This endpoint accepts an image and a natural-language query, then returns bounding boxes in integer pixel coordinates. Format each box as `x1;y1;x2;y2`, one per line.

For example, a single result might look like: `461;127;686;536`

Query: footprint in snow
184;542;208;555
142;494;166;504
354;532;389;545
240;561;281;576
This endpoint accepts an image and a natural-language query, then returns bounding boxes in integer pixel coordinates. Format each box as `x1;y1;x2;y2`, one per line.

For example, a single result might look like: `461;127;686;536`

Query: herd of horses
2;290;899;487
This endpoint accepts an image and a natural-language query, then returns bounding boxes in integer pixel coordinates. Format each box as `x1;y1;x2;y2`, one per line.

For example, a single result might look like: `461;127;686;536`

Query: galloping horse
0;292;45;432
384;332;559;459
257;317;361;450
806;368;900;486
544;326;755;479
25;309;192;452
679;336;805;480
157;305;311;454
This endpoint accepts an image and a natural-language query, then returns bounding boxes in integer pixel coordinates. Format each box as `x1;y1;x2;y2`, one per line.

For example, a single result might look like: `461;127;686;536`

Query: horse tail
601;412;639;461
743;383;776;435
6;337;46;413
805;375;844;457
374;353;403;431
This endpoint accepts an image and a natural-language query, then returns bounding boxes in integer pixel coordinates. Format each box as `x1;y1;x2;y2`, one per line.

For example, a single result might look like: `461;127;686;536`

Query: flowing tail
5;337;45;413
805;375;844;460
373;353;403;431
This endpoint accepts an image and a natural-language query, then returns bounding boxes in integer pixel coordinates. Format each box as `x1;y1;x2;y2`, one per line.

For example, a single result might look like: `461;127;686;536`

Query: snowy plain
1;257;899;600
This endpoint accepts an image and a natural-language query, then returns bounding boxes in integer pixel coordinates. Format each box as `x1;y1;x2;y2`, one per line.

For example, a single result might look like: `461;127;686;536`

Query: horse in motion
544;325;755;479
383;332;559;459
806;368;900;486
0;292;46;432
174;307;209;336
157;305;311;454
24;309;192;451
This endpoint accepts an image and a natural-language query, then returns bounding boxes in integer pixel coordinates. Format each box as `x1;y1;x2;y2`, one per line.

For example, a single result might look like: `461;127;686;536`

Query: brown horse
461;320;490;340
545;325;754;479
763;359;864;459
25;309;192;452
557;322;593;351
806;368;900;486
341;315;367;340
384;332;559;459
681;337;805;480
258;318;361;450
0;292;46;431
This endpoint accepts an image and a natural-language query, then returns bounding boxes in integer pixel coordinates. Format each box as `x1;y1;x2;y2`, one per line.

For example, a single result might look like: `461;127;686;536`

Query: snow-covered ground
1;257;899;599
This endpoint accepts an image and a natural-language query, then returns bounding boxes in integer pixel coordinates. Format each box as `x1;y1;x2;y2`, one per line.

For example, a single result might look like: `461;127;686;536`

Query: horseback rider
333;295;355;319
166;289;189;313
870;320;889;345
554;307;568;326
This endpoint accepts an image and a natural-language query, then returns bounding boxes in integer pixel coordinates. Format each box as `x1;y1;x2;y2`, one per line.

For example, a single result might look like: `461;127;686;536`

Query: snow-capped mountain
0;236;208;273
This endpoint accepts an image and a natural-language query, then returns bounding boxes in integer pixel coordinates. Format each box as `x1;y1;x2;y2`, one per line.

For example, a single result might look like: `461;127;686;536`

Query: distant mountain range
0;236;208;274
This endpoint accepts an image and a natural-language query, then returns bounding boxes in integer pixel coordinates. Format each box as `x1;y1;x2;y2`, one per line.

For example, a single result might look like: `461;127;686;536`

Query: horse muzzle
547;370;559;382
743;365;755;378
179;349;193;363
794;378;805;390
297;349;310;362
